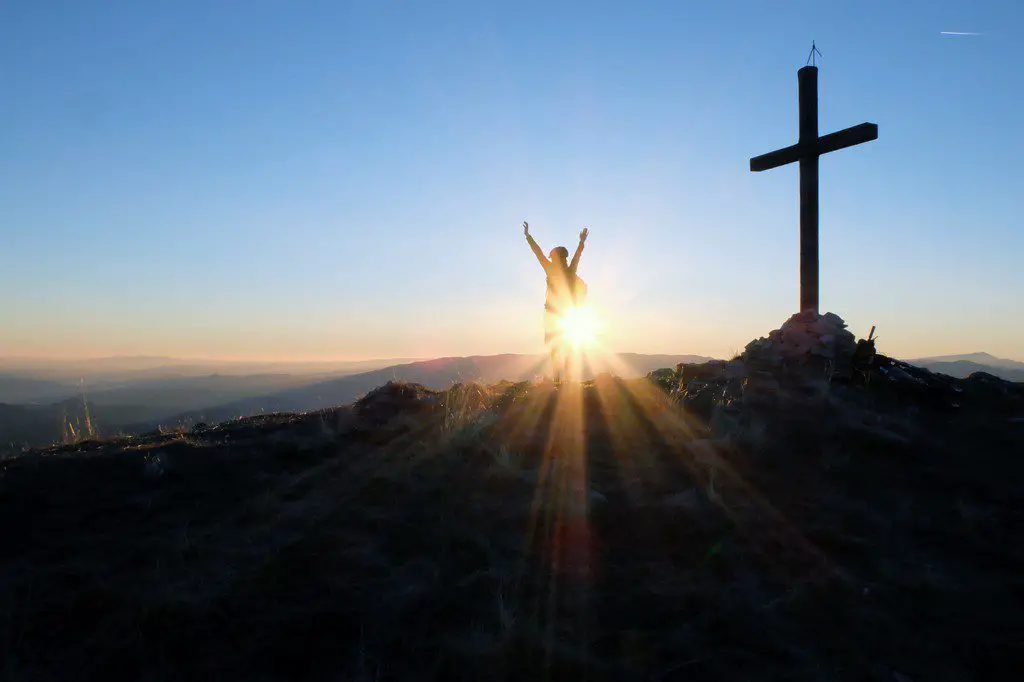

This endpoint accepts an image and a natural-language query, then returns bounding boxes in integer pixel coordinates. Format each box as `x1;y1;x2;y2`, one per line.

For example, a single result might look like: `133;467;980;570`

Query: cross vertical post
749;56;878;317
798;66;819;314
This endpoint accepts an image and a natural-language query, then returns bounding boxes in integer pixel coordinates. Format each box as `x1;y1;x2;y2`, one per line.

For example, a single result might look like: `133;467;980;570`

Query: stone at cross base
741;310;861;379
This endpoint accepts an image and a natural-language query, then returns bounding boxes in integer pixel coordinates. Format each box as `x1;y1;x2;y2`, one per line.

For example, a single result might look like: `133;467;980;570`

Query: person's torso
544;264;577;313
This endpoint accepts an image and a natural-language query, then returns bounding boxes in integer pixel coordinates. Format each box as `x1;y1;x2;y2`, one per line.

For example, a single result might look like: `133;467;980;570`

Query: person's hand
523;221;530;236
579;227;589;243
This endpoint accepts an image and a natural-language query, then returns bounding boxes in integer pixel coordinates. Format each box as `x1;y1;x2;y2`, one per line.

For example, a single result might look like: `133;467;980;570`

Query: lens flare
556;306;601;349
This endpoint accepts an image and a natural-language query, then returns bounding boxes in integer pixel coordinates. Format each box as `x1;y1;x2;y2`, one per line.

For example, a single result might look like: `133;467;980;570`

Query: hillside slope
2;349;1022;681
0;374;76;404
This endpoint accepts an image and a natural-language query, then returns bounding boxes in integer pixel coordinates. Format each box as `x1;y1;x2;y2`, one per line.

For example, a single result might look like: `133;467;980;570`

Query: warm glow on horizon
2;309;1023;366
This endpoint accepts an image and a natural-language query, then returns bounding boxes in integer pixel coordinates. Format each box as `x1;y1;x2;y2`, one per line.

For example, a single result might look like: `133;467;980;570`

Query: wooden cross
750;64;878;315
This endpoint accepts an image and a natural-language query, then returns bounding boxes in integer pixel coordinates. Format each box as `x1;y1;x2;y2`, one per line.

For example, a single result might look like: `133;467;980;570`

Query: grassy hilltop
1;350;1022;681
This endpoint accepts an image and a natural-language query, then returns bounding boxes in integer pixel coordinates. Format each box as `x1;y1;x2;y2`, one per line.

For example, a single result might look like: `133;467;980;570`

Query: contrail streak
941;31;983;36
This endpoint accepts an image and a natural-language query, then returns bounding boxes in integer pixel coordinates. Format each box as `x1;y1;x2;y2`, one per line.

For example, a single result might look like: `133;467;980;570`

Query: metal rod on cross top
750;50;878;315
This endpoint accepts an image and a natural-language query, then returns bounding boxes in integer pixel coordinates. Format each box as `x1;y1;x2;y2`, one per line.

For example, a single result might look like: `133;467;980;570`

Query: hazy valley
1;352;712;449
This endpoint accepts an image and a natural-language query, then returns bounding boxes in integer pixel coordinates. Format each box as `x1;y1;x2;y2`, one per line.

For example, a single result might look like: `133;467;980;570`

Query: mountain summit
2;313;1021;680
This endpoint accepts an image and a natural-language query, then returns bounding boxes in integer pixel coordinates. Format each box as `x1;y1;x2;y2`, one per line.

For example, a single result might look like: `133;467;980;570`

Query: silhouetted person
523;221;588;382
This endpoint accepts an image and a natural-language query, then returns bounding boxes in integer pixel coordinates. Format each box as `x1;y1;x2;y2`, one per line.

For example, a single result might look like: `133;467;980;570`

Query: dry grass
61;392;99;445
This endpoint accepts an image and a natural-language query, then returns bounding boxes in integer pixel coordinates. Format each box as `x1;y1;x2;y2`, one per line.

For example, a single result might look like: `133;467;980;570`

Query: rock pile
657;310;1024;450
742;311;859;375
667;312;867;428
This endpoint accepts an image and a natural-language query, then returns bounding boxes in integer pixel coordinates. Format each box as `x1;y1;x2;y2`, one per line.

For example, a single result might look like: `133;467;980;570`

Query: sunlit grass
61;388;98;445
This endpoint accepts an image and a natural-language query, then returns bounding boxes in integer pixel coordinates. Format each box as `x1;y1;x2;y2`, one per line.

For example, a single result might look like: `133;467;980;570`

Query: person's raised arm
569;227;588;274
523;221;548;268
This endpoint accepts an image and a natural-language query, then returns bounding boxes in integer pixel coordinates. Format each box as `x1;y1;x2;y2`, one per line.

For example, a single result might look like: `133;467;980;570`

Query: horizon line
1;350;1020;365
0;350;714;364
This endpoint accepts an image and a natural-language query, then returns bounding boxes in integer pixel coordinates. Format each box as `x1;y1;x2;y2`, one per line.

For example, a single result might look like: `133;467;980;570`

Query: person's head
549;246;569;268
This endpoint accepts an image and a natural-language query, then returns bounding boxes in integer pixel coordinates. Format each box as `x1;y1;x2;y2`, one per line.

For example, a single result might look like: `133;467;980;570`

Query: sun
556;305;602;350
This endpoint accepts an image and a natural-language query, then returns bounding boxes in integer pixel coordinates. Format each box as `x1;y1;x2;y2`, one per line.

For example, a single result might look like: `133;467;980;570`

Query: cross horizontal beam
816;122;878;156
749;143;801;172
749;122;878;172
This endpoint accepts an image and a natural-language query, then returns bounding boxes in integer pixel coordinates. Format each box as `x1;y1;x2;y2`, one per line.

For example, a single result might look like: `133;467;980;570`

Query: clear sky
2;1;1021;362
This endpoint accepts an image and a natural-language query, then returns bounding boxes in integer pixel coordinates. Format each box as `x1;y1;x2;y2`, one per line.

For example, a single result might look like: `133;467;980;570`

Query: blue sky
1;0;1021;361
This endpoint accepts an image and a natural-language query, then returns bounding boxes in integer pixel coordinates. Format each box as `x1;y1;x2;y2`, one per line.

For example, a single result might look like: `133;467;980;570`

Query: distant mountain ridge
142;352;715;431
907;353;1024;382
0;356;422;406
0;356;422;383
909;352;1023;370
1;353;712;450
